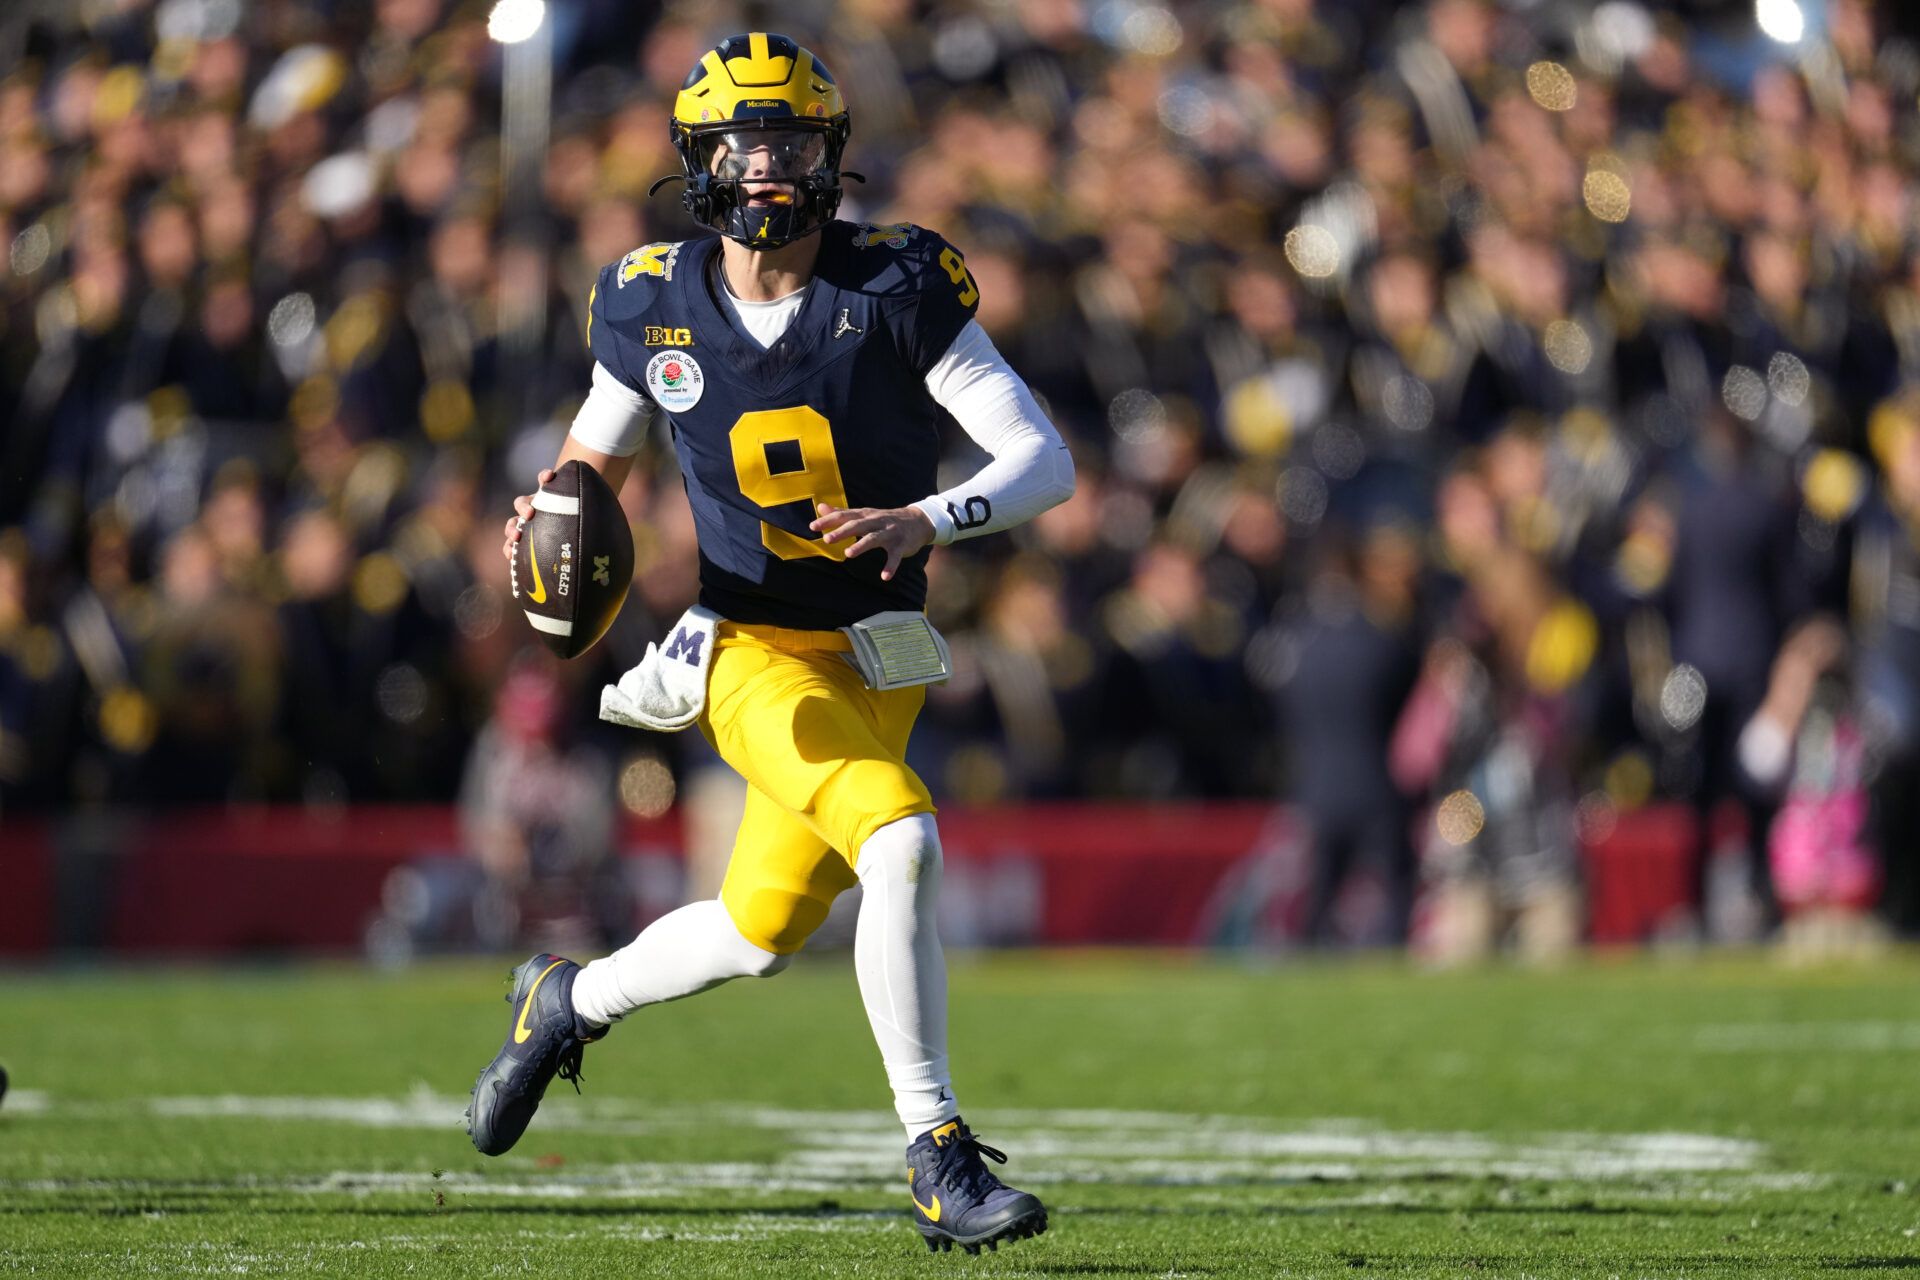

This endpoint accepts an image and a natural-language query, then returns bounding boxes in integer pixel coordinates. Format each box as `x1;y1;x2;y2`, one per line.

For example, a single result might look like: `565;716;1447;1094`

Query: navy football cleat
906;1120;1047;1255
466;953;605;1156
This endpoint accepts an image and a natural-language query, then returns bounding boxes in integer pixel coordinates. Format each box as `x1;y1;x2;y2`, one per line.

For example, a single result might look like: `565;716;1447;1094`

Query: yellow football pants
698;622;935;955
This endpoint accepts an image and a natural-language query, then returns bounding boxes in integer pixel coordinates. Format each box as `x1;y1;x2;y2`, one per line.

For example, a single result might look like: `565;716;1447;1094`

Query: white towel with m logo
599;606;721;732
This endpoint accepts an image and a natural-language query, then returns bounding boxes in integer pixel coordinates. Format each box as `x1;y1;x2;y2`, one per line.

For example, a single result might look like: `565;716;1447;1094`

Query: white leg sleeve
569;898;789;1026
854;813;961;1140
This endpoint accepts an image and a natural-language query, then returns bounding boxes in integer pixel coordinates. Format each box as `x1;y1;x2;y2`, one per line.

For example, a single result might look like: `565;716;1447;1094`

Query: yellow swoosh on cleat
908;1170;941;1222
527;549;548;604
513;959;567;1045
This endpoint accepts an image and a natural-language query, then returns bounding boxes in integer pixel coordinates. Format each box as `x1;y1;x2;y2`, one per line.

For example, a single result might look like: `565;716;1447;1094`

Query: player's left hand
811;503;935;581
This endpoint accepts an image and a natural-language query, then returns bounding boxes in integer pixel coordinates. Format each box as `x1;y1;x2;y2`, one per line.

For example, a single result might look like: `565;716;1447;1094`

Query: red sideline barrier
937;806;1281;945
109;807;458;953
0;803;1707;956
90;807;680;955
1581;809;1700;944
0;818;54;954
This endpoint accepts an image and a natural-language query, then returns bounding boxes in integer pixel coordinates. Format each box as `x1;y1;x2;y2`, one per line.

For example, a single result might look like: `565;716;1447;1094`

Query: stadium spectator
369;657;623;961
1277;521;1423;946
1736;615;1887;957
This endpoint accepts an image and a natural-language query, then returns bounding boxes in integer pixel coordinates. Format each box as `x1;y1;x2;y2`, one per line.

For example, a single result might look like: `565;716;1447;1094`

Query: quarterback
470;33;1074;1256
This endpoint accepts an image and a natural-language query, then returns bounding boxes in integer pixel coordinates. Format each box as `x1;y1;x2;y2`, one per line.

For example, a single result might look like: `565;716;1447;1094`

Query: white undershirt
716;278;810;350
571;298;1073;545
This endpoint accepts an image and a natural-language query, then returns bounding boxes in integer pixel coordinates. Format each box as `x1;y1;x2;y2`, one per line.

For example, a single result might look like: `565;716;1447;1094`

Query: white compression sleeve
913;321;1076;544
568;361;656;458
569;898;789;1026
855;814;960;1140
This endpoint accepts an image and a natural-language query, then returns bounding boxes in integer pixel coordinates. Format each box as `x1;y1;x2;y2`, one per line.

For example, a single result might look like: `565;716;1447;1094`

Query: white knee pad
857;813;943;890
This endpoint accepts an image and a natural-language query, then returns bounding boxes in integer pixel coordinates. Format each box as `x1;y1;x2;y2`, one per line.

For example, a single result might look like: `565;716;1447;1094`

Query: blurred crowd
5;0;1920;947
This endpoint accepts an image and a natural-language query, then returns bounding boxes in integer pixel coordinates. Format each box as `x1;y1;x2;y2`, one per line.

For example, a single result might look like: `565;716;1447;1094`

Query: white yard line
2;1092;1793;1197
1693;1021;1920;1052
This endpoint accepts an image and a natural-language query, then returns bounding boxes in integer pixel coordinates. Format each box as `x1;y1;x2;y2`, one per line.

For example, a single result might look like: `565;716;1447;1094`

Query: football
510;459;634;660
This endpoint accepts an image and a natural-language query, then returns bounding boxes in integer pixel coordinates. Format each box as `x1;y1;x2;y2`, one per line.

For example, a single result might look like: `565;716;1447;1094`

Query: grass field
3;951;1920;1277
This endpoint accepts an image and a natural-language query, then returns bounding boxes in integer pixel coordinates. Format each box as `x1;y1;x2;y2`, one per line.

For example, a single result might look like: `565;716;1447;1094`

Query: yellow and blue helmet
661;33;854;251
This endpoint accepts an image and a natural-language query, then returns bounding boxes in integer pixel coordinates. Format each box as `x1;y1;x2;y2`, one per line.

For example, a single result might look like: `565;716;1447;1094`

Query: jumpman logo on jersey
834;308;863;340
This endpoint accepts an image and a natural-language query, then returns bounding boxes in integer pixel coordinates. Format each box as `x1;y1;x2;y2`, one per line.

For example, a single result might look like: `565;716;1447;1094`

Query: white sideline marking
1693;1021;1920;1052
1;1092;1789;1195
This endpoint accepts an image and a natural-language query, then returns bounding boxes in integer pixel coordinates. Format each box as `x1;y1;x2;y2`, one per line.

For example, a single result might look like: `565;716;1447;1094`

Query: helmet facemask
673;120;849;251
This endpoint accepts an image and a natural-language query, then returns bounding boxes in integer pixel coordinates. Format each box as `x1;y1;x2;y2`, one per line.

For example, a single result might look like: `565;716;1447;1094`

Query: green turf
3;951;1920;1277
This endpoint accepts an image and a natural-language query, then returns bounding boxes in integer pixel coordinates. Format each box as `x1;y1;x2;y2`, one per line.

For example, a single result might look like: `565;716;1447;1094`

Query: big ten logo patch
644;326;693;346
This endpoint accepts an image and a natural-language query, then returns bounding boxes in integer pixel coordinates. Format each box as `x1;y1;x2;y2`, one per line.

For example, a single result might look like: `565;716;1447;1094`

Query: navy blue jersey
588;220;979;631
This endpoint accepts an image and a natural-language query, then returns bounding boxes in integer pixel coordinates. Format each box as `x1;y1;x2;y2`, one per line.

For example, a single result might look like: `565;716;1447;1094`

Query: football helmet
661;33;852;250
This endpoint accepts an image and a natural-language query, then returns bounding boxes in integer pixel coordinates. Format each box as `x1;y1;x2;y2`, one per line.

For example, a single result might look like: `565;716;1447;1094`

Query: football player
469;32;1074;1256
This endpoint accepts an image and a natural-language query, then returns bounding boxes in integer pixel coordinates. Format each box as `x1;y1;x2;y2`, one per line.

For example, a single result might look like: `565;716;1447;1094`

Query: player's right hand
501;468;557;562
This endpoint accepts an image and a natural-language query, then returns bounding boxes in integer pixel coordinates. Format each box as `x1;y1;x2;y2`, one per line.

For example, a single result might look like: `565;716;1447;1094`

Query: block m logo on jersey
618;242;680;286
662;625;707;667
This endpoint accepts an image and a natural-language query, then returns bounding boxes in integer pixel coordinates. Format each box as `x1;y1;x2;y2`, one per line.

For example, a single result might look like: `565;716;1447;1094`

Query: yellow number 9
730;405;850;561
939;247;979;308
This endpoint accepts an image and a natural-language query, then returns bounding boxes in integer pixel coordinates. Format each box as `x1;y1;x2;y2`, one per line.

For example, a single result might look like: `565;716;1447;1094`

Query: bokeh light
1312;424;1366;480
1108;388;1167;442
453;585;504;640
1767;352;1810;407
10;224;51;276
1660;664;1708;732
1582;168;1632;223
619;754;677;818
1278;467;1329;526
1721;366;1768;422
1756;0;1805;44
1436;791;1486;846
268;293;316;348
1545;320;1594;374
1284;225;1341;279
1383;376;1435;433
487;0;545;43
375;663;428;725
1527;62;1578;112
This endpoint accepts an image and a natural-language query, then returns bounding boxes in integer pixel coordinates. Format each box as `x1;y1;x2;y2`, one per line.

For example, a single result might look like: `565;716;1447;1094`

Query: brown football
509;459;634;660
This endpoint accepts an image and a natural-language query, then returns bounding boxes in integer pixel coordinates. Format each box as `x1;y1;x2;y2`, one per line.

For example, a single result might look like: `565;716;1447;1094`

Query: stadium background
3;0;1920;960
